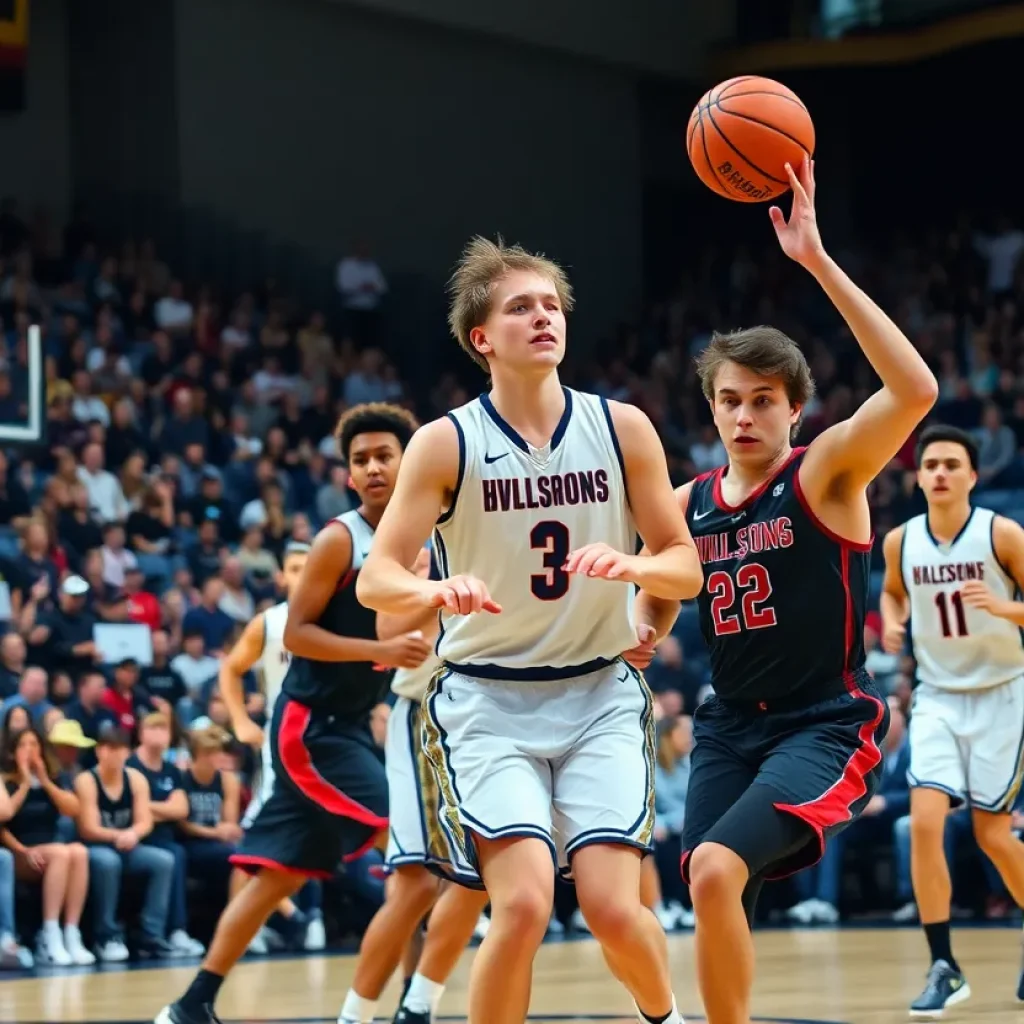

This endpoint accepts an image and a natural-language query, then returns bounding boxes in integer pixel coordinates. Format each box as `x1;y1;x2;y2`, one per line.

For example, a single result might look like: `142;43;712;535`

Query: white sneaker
473;913;491;939
36;927;72;967
654;901;679;931
304;918;326;951
810;900;839;925
247;927;270;954
63;926;96;966
677;907;696;929
786;899;817;925
96;938;130;963
893;901;918;923
169;929;205;956
0;932;32;969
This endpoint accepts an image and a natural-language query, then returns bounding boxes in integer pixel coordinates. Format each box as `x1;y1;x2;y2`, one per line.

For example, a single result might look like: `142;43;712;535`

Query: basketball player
633;158;938;1024
155;403;432;1024
219;541;323;953
357;236;704;1024
338;543;489;1024
881;424;1024;1017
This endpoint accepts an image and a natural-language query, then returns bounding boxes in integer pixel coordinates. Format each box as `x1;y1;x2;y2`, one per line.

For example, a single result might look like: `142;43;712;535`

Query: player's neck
725;445;793;495
926;503;972;544
488;370;565;447
356;502;384;528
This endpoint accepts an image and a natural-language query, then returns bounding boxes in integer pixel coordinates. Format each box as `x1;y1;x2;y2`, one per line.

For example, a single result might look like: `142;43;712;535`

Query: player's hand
622;624;658;671
115;829;139;852
961;580;1006;618
379;630;433;669
564;543;637;583
25;848;46;872
233;717;264;749
425;576;501;616
881;619;907;655
769;156;824;270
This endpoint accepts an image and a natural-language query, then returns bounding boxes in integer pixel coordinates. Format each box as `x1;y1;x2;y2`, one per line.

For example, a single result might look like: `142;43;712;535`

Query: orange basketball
687;76;815;203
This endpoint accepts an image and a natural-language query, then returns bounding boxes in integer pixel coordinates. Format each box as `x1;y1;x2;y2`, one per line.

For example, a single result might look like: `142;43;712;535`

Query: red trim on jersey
769;546;885;876
342;830;386;864
279;701;389;829
711;447;805;513
792;464;873;552
323;517;358;592
229;854;333;880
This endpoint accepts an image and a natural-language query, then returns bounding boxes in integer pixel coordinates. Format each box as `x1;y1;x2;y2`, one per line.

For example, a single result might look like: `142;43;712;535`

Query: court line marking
32;1016;847;1024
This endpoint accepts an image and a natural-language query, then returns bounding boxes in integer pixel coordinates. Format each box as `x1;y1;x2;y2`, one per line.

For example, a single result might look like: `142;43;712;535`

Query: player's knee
489;880;552;943
909;803;947;845
688;843;748;911
577;889;641;945
972;812;1017;859
391;865;441;914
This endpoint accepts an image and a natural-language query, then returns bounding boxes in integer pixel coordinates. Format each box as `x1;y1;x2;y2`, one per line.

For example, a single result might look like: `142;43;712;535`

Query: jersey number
708;564;777;636
530;521;570;601
935;590;969;638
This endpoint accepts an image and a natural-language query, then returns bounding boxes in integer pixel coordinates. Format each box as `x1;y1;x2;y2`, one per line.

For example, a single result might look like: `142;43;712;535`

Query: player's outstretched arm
358;418;501;618
962;517;1024;625
218;614;266;748
879;525;910;654
566;404;703;601
772;158;938;493
285;524;431;668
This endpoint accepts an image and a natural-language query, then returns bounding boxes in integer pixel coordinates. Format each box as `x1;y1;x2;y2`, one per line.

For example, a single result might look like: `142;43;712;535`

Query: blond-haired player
357;236;703;1024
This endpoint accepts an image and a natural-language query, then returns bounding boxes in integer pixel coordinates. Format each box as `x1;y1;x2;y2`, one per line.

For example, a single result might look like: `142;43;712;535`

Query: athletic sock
403;972;445;1015
179;969;225;1014
339;988;378;1023
637;996;682;1024
924;921;959;973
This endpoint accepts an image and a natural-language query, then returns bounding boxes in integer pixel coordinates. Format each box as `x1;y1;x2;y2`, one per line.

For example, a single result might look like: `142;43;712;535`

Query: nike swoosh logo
693;509;713;520
484;452;508;464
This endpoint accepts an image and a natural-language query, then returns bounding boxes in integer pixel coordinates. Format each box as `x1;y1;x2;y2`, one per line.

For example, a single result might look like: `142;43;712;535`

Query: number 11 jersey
687;448;872;702
901;506;1024;692
434;387;637;680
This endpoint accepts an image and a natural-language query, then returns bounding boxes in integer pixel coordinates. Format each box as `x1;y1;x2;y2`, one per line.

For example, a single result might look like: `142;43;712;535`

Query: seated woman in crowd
75;725;175;962
179;724;242;897
0;725;93;965
652;714;693;930
0;781;33;968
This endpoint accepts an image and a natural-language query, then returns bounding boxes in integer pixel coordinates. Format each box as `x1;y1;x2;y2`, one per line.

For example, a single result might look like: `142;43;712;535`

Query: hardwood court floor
1;927;1023;1023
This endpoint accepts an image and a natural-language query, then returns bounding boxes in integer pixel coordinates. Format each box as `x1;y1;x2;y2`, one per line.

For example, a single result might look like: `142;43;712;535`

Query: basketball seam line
704;103;790;187
712;99;813;157
697;114;734;197
716;87;810;113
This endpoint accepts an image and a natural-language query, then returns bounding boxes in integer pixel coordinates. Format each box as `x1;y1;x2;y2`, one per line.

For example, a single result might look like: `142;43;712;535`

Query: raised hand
426;575;502;616
564;543;637;583
769;156;824;269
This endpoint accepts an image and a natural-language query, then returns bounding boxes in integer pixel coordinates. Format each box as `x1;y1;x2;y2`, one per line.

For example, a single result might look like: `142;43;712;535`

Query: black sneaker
393;1009;431;1024
154;1002;223;1024
136;934;176;960
909;960;971;1019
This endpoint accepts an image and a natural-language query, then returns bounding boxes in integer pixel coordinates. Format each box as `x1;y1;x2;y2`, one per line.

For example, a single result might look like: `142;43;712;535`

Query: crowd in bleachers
0;196;1022;970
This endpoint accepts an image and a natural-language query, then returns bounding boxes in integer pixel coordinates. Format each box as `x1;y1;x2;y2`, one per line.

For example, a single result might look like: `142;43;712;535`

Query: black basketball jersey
686;448;871;702
93;768;135;831
183;769;224;827
282;510;390;719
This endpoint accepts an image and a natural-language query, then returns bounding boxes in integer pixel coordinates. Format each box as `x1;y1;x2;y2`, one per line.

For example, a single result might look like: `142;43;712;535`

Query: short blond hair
447;236;575;371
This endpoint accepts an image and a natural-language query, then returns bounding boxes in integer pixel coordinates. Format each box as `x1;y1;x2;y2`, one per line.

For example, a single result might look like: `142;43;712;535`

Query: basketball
687;76;815;204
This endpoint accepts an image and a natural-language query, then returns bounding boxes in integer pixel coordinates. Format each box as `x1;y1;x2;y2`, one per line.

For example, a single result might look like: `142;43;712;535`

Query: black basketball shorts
231;697;389;879
680;671;890;882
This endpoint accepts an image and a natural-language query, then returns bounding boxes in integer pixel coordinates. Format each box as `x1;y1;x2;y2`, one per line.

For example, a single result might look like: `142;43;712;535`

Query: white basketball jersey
391;654;441;700
334;508;376;570
902;507;1024;691
434;387;637;676
260;601;291;714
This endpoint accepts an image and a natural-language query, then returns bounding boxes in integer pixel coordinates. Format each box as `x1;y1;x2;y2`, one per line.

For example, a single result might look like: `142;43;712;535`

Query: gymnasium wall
0;0;71;223
173;0;645;349
333;0;737;79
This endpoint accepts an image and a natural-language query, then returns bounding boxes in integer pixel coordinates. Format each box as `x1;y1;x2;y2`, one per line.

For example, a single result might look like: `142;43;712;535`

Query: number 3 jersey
434;387;638;679
901;506;1024;692
687;448;871;702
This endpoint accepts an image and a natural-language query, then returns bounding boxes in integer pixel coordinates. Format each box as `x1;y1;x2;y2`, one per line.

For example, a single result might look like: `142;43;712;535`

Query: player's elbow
899;367;939;411
355;565;385;612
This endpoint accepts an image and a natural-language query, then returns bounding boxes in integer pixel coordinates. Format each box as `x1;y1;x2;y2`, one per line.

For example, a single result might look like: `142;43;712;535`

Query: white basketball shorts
908;675;1024;811
421;660;656;889
384;695;451;872
241;739;275;829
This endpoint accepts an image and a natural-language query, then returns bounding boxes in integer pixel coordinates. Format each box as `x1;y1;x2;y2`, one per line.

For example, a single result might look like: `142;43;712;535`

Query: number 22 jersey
434;387;638;680
686;448;872;702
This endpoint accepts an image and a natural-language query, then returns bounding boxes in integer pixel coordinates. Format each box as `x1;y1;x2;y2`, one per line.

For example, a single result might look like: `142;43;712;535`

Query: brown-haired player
634;157;938;1024
357;237;704;1024
156;404;433;1024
